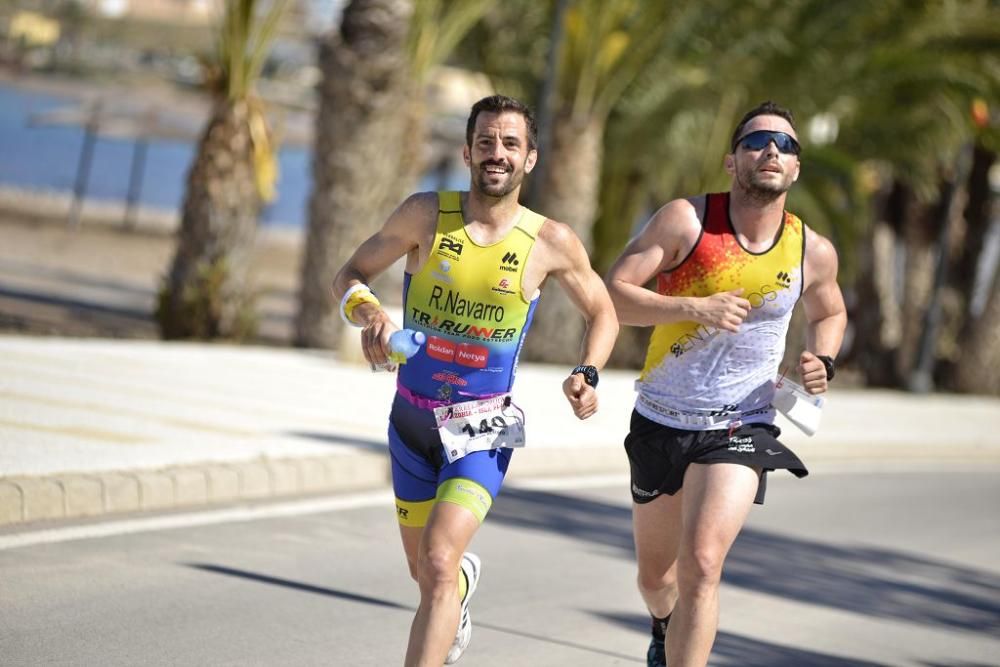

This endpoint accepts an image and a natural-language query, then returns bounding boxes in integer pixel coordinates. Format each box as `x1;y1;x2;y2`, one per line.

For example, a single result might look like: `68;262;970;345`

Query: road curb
0;451;391;527
4;440;1000;528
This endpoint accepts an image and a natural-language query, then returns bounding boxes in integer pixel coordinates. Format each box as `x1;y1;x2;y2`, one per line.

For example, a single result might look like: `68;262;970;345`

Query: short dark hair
466;95;538;150
730;101;797;152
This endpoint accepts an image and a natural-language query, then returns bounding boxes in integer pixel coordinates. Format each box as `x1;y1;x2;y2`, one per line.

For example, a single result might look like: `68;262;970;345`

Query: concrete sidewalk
2;335;999;527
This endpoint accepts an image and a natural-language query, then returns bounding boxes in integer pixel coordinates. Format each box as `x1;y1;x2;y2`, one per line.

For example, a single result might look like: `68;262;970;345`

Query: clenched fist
563;373;598;420
798;351;829;394
692;288;752;332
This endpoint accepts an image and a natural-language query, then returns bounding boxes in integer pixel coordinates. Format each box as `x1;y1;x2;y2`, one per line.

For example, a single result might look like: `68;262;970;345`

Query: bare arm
797;228;848;394
605;198;751;331
333;192;436;366
537;220;619;419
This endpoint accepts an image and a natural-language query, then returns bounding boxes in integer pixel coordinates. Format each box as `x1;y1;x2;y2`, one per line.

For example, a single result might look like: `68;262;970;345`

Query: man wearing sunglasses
605;101;847;667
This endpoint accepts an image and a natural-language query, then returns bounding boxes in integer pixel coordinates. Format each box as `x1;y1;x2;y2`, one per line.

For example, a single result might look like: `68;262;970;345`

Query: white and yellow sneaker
445;552;481;664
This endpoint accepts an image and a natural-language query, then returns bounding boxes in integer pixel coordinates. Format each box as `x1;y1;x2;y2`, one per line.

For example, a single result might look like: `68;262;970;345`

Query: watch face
573;365;598;387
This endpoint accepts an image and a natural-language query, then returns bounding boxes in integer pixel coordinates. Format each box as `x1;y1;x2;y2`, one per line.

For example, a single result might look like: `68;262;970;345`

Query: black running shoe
647;636;666;667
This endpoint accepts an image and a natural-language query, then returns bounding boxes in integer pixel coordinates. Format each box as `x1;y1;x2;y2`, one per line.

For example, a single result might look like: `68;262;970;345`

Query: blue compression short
388;391;512;527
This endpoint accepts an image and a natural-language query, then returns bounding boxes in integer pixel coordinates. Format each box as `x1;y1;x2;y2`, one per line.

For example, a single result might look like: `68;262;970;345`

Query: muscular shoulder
537;217;576;248
394;191;438;226
382;191;438;240
649;196;703;236
634;196;704;270
535;217;588;271
803;225;839;285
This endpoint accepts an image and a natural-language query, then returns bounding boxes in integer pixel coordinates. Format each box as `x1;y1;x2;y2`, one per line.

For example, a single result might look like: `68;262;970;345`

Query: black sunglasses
733;130;801;155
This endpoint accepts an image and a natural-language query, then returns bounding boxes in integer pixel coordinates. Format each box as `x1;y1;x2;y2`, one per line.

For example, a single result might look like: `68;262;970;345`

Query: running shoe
445;552;481;664
647;636;667;667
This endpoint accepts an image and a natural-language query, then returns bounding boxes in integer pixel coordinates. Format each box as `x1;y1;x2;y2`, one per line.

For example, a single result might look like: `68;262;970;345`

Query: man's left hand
563;374;598;420
798;351;828;395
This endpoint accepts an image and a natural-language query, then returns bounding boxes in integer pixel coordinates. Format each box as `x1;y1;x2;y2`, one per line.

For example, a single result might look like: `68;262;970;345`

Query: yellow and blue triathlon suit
389;191;545;527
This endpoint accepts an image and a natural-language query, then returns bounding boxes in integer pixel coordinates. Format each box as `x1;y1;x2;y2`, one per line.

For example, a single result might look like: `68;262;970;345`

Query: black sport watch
817;355;836;381
571;365;599;388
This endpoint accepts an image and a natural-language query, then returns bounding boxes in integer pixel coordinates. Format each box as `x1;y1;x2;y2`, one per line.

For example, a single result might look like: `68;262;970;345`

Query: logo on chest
499;251;520;272
437;236;464;261
432;260;453;284
491;277;517;296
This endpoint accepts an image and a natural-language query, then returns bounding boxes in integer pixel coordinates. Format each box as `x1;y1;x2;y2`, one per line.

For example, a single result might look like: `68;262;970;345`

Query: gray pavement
2;334;999;527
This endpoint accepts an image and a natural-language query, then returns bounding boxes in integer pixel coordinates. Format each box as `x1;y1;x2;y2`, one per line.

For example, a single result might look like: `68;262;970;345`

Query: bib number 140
462;416;510;438
433;394;526;464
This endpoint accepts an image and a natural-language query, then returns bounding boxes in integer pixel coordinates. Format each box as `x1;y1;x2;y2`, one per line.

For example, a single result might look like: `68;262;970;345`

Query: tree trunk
948;144;999;395
908;148;972;392
854;181;911;387
295;0;414;349
897;198;936;381
158;100;260;340
950;267;1000;395
522;109;605;365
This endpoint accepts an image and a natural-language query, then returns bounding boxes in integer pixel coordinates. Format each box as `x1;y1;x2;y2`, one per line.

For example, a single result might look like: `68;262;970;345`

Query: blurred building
8;11;60;46
83;0;214;23
79;0;343;31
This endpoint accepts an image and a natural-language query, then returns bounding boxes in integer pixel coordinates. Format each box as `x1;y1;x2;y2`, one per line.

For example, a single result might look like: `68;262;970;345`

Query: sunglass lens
740;131;800;155
774;133;800;154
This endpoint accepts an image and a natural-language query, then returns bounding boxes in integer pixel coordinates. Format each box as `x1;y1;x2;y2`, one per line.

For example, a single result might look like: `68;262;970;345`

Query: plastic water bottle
388;329;426;365
373;329;425;371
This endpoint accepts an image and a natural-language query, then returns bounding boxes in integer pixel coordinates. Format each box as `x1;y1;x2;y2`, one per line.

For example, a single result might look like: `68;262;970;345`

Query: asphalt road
2;468;999;666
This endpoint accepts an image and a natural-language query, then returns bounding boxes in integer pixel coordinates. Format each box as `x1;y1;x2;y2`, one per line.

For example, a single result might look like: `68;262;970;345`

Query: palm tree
397;0;491;196
294;0;413;350
815;1;1000;390
520;1;688;363
157;0;288;340
460;0;806;362
947;143;999;394
295;0;489;349
457;0;999;386
583;0;999;382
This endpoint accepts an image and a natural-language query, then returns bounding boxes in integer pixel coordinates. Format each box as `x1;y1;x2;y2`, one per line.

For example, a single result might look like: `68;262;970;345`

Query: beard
735;163;794;203
472;160;525;198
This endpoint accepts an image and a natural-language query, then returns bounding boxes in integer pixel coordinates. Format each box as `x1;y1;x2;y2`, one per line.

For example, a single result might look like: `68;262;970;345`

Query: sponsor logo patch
727;435;755;453
499;251;519;272
491;277;517;296
455;343;489;369
432;370;468;387
437;236;464;260
426;336;456;362
631;483;661;499
432;259;453;284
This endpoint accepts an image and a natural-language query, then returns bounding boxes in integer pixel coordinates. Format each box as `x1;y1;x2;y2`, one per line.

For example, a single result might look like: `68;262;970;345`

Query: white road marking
0;490;393;551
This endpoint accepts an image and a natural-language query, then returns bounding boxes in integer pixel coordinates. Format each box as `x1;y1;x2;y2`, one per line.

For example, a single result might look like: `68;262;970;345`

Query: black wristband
817;355;836;381
571;365;599;388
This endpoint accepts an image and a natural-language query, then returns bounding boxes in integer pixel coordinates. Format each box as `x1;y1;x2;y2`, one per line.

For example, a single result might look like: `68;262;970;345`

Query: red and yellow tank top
399;191;545;402
636;192;806;429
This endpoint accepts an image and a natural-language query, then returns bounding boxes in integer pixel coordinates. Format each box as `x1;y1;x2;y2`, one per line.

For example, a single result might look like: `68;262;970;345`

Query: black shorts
624;410;808;505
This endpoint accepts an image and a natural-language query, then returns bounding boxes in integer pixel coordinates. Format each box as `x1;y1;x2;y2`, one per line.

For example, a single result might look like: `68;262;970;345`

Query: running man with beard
605;101;847;667
333;95;618;666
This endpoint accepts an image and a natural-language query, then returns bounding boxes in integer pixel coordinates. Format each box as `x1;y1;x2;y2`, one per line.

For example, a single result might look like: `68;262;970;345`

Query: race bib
772;375;825;436
433;394;526;464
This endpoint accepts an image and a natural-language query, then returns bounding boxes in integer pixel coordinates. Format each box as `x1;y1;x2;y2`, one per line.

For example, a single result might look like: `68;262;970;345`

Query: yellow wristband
339;284;380;327
344;291;381;324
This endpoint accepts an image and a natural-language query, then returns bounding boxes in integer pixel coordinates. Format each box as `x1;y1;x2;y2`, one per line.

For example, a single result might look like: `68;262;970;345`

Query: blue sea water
0;83;466;227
